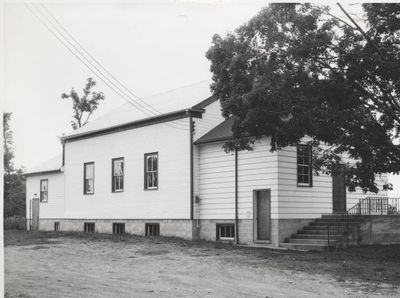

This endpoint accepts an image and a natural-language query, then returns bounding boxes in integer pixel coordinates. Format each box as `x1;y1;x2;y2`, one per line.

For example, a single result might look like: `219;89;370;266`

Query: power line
25;3;188;130
38;3;169;119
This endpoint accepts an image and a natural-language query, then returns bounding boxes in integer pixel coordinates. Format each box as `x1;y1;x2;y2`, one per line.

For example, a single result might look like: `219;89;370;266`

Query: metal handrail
327;197;400;246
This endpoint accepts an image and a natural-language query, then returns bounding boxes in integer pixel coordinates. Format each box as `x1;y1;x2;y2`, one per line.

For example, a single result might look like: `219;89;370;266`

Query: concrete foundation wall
359;216;400;245
197;218;306;247
37;217;317;247
38;219;195;240
277;218;314;243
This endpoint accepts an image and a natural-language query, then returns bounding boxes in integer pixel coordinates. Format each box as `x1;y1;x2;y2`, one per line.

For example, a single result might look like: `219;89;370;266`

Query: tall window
84;162;95;194
144;153;158;190
297;144;312;186
40;179;48;202
112;157;124;192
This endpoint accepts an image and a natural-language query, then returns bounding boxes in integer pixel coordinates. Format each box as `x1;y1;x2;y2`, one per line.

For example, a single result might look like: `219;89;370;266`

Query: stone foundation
359;216;400;245
37;219;195;240
37;217;315;247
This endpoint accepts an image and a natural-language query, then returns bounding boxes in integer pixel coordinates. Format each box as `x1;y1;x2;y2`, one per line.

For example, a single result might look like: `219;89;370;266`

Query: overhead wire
25;3;188;130
37;2;173;119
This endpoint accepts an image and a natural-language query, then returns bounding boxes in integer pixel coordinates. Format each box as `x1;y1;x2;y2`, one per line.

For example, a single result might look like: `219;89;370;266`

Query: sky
3;1;400;195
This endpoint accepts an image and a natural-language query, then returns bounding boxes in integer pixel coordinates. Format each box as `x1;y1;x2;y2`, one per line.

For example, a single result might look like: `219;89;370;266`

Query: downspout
235;149;239;244
62;140;65;166
190;117;194;220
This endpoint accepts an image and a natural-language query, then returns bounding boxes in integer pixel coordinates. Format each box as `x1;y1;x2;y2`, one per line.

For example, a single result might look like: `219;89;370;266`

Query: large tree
62;77;105;130
206;3;400;193
3;113;26;218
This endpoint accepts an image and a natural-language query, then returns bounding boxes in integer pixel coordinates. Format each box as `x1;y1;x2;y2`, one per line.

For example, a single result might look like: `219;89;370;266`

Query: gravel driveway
5;231;400;297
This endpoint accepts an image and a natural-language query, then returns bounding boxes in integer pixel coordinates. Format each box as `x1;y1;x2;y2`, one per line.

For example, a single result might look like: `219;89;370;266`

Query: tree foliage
206;3;400;193
3;113;26;218
3;112;14;175
62;77;105;130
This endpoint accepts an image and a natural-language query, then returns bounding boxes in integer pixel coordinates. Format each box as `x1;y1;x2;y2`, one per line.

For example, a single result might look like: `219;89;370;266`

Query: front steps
280;214;364;251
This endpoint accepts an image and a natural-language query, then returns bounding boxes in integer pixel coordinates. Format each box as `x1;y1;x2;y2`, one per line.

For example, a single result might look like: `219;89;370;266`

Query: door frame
332;174;347;214
31;198;40;231
252;189;271;243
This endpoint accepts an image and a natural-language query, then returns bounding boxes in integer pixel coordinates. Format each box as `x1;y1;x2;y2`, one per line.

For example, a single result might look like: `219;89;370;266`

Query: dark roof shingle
195;118;234;145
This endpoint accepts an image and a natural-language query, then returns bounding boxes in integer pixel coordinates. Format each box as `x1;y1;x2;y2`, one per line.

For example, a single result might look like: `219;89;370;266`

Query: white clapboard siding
198;141;235;219
278;145;388;219
64;118;191;219
198;138;279;220
193;100;225;141
26;172;65;219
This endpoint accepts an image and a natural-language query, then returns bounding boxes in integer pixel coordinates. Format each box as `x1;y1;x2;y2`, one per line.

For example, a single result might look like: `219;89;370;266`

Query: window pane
152;156;158;171
41;180;48;191
114;159;123;176
153;172;158;187
86;179;93;193
147;156;153;171
86;164;94;179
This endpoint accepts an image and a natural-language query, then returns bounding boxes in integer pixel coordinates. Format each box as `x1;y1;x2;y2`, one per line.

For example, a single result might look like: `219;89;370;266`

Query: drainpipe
235;149;239;244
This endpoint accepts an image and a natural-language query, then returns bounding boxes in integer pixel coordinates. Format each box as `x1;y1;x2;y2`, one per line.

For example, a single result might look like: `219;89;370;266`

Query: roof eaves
62;108;204;142
194;136;231;145
191;95;218;109
24;169;62;177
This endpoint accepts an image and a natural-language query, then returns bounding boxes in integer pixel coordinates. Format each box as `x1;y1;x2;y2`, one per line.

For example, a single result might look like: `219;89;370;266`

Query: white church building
25;82;388;249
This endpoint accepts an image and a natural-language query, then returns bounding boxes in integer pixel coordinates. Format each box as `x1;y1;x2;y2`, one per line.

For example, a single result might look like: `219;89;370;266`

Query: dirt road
5;231;400;297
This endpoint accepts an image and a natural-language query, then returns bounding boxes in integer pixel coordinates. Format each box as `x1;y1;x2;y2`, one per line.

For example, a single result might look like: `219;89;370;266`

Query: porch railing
327;197;400;246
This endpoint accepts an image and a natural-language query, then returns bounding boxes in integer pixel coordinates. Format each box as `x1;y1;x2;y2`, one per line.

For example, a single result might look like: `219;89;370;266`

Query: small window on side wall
297;144;312;187
112;158;124;192
145;223;160;236
84;162;95;194
84;222;95;233
40;179;48;203
216;224;235;241
144;153;158;190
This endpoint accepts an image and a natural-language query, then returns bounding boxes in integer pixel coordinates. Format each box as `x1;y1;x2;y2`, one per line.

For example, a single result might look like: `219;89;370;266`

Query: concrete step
310;221;361;226
303;225;329;230
291;233;343;240
279;242;334;251
314;218;363;223
298;228;344;235
286;238;338;244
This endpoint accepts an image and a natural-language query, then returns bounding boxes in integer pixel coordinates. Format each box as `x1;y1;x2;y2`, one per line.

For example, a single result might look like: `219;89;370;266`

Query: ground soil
4;230;400;297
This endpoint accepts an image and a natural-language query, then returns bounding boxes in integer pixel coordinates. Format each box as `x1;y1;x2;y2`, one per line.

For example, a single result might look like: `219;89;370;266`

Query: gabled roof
63;81;213;141
194;118;234;145
25;155;63;176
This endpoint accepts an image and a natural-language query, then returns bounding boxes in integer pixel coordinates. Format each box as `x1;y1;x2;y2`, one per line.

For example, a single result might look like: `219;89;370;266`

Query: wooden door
31;198;40;231
254;190;271;241
332;174;346;213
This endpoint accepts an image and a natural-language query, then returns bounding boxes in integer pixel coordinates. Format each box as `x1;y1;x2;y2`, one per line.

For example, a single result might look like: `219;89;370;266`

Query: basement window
216;224;235;241
297;144;313;187
113;223;125;235
54;222;60;231
145;223;160;236
84;222;95;233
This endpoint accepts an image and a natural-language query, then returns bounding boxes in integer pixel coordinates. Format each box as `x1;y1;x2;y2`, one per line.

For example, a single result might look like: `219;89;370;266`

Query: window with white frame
217;224;235;241
40;179;48;202
144;153;158;190
112;158;124;192
297;144;312;186
84;162;95;194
